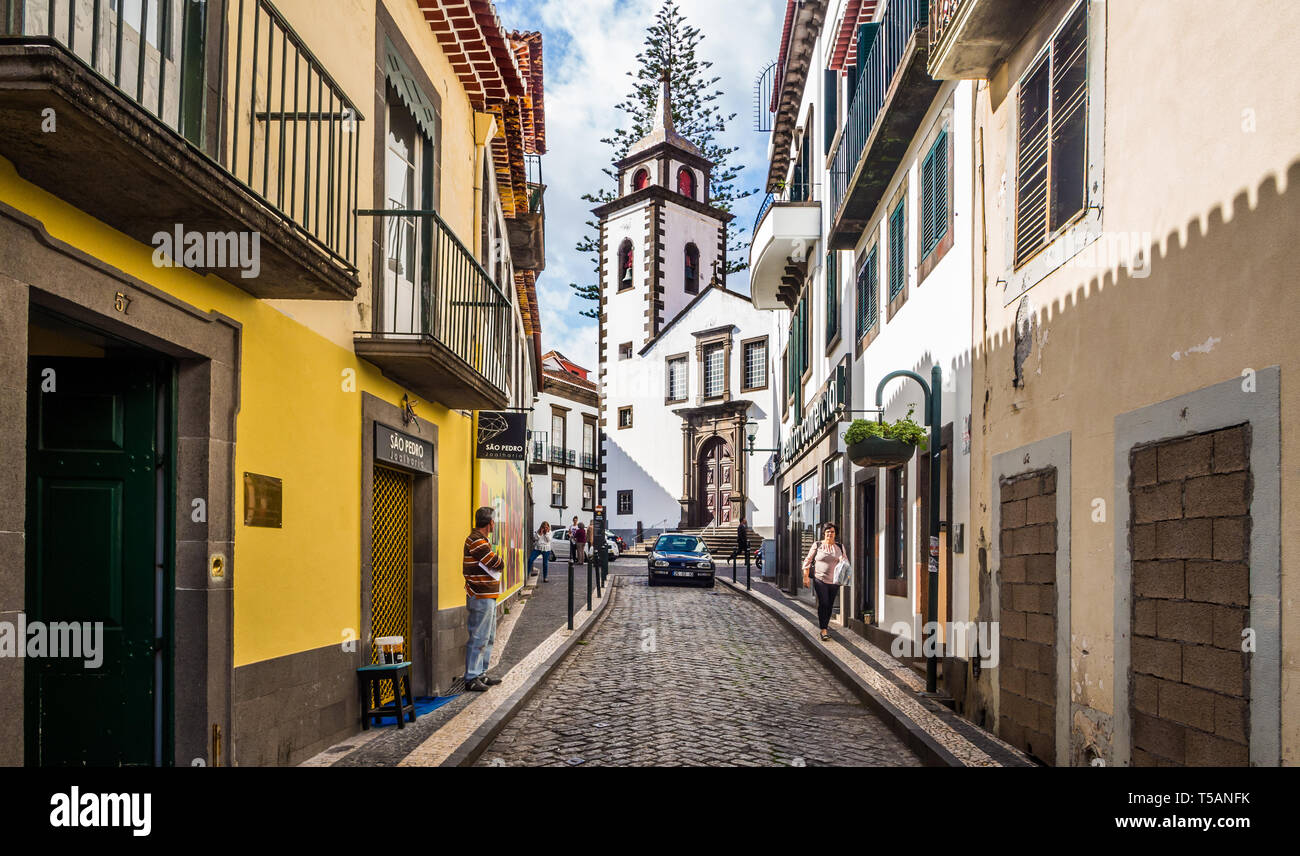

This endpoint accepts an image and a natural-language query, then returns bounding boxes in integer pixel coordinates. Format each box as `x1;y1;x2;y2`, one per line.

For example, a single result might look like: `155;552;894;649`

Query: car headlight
653;560;669;568
696;561;712;569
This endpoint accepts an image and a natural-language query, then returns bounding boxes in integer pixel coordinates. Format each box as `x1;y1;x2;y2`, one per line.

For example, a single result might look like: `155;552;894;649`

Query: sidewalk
717;575;1037;767
300;556;613;767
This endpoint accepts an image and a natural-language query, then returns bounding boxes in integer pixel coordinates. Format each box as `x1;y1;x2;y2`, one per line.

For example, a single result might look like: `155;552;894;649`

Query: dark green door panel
26;357;160;766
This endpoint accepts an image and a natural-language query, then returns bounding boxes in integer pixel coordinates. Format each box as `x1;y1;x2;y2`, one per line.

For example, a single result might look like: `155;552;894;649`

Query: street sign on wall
476;411;527;460
375;424;434;474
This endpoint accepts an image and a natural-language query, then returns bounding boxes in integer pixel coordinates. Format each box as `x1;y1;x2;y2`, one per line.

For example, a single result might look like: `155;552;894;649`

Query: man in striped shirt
463;507;504;692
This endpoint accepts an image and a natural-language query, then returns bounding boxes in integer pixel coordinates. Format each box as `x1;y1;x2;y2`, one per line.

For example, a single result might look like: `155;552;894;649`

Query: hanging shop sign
779;363;848;471
476;411;528;461
376;424;434;474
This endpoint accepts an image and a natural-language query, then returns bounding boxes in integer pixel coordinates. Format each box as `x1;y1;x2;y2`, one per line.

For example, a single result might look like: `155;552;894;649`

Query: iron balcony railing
829;0;925;221
751;177;814;241
358;208;511;397
549;445;566;465
230;0;362;270
1;0;362;273
566;449;577;467
581;452;596;470
753;193;775;237
928;0;962;58
524;153;545;214
529;432;549;463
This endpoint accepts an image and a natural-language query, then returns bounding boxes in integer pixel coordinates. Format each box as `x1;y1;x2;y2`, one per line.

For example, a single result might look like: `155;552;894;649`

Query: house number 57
114;291;131;314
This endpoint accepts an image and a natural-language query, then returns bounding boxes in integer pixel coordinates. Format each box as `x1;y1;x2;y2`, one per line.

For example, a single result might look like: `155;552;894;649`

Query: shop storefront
774;360;849;598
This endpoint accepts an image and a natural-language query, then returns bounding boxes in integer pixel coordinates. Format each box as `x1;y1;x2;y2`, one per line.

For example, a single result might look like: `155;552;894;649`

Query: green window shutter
826;251;838;345
889;200;906;299
933;128;949;249
866;246;878;331
855;255;867;340
824;69;838;156
921;128;949;259
921;147;936;258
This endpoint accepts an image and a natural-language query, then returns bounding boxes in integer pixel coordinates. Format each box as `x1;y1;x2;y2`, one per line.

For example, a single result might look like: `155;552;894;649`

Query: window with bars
921;129;950;260
703;344;725;398
742;338;768;391
666;356;687;402
888;199;907;300
1015;1;1088;268
856;246;879;340
825;250;839;347
617;490;633;515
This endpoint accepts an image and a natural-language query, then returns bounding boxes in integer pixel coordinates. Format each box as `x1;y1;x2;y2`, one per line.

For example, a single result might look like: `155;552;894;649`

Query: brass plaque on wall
243;473;283;528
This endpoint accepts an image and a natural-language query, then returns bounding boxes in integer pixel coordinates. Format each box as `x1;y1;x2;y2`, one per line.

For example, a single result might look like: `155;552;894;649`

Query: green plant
844;406;929;450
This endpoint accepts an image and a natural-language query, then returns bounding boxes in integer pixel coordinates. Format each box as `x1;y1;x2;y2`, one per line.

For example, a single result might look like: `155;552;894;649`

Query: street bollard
594;550;603;599
586;551;593;612
567;556;574;631
745;544;751;591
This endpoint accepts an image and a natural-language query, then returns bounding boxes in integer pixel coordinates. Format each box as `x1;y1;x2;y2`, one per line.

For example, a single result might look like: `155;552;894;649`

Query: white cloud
498;0;782;372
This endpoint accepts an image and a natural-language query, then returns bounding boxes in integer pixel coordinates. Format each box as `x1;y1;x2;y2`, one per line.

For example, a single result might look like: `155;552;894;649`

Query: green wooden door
26;357;161;766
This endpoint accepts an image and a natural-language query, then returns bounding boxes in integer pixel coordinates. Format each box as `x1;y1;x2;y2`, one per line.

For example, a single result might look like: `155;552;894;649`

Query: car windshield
654;535;705;553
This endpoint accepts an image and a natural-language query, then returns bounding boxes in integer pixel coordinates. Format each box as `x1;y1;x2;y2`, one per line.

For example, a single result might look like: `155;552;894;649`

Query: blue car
647;533;715;588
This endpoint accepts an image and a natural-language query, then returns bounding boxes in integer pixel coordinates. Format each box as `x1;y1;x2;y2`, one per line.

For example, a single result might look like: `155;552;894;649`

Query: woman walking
529;522;552;582
802;522;849;641
574;521;589;564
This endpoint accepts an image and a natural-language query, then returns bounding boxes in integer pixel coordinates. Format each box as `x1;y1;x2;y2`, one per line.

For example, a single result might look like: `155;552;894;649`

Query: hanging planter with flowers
844;406;928;468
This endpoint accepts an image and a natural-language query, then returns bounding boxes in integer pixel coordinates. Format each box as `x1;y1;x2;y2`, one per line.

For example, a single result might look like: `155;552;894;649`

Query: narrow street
475;566;922;767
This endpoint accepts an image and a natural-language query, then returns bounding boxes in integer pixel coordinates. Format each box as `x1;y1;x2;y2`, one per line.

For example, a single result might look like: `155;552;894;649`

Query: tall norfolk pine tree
570;0;755;318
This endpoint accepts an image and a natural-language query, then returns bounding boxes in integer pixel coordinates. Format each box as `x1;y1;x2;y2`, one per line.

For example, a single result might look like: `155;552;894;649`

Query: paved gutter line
720;576;994;768
398;576;618;768
760;588;1034;767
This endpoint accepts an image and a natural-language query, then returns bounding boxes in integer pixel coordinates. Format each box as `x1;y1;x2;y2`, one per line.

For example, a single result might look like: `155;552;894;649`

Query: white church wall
604;287;780;539
659;201;724;327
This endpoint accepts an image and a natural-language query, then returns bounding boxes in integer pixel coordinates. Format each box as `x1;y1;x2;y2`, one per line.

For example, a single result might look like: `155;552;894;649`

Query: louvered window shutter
889;200;906;299
866;247;878;331
1015;56;1051;267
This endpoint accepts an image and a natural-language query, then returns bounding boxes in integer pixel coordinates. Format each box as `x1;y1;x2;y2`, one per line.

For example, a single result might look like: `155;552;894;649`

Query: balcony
927;0;1049;80
748;183;821;311
0;0;362;299
581;452;596;471
506;153;545;272
827;0;940;249
354;209;511;411
528;433;549;475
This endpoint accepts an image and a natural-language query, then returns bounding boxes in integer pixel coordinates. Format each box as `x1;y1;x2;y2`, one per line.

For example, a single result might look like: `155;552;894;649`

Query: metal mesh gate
371;465;412;702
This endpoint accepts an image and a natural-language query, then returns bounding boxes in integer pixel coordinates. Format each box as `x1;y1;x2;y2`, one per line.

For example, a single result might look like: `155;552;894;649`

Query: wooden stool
358;662;415;729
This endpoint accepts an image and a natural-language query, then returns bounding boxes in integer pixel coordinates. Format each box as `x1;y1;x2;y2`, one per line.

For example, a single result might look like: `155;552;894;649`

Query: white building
596;81;779;544
752;0;975;645
530;351;600;533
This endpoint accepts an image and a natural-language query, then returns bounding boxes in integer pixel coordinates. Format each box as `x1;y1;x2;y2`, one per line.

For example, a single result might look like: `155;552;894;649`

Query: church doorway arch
696;436;733;527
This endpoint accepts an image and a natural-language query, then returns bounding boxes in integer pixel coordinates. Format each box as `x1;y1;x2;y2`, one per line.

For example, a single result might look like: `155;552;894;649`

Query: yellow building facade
0;0;544;765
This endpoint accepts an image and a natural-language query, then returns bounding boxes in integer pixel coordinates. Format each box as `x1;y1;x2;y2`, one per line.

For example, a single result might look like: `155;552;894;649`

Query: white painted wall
603;286;781;540
531;385;599;534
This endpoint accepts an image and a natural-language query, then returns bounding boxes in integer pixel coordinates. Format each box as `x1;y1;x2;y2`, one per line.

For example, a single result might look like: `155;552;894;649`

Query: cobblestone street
475;569;923;767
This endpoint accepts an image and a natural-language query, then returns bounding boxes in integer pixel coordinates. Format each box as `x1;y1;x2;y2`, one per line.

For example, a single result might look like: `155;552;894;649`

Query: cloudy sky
495;0;784;371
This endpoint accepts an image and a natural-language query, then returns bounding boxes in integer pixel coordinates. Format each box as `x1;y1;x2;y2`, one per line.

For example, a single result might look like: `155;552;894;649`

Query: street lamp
874;365;942;696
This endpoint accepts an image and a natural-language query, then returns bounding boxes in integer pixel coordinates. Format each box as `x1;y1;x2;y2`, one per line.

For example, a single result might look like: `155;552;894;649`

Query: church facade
595;83;780;544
